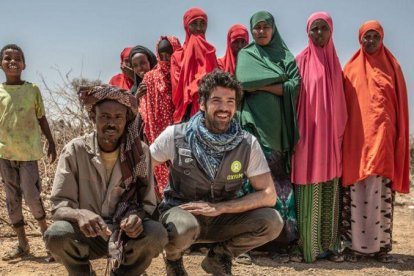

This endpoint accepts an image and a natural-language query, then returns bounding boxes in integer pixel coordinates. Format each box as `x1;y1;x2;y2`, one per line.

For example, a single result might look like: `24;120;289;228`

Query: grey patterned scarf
185;111;244;180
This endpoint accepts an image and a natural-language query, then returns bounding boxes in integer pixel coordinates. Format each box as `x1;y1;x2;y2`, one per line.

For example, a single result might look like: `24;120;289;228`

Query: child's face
1;49;25;78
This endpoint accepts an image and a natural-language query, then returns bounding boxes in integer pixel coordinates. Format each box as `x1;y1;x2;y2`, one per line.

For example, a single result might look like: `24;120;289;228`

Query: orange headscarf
217;24;249;75
171;7;217;123
342;21;409;193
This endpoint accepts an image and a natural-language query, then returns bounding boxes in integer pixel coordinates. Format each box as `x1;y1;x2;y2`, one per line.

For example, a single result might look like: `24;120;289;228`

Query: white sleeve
149;125;175;163
245;136;270;177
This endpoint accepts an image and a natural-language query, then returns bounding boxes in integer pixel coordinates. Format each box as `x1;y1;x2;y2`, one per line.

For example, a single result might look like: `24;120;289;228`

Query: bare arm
53;207;111;238
38;116;57;163
219;172;276;212
52;206;81;222
180;172;276;216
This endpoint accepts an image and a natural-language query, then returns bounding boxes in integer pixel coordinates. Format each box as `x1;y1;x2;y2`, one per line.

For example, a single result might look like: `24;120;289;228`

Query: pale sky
1;0;413;133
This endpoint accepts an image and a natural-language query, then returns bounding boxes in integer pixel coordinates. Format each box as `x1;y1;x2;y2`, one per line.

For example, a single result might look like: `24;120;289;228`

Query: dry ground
0;184;413;276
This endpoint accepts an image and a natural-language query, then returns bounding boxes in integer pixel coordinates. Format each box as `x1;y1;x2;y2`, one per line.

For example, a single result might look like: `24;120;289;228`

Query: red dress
171;7;217;123
140;36;182;198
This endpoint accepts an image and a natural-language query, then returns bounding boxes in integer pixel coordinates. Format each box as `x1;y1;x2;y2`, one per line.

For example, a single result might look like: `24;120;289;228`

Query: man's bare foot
2;242;30;261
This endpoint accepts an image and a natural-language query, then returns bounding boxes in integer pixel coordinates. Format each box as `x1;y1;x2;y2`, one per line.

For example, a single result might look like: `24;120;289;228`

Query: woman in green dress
235;10;301;261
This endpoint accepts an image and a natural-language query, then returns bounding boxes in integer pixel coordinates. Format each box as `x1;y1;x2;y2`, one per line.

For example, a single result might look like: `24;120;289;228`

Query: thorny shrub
39;73;101;196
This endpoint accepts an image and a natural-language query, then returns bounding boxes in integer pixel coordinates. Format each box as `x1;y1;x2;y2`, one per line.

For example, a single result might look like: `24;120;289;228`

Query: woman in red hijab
171;7;218;123
341;21;409;263
109;47;134;90
217;24;249;75
140;36;182;198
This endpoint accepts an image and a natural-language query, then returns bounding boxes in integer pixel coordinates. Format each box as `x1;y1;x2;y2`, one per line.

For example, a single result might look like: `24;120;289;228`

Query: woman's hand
121;64;135;81
137;83;147;99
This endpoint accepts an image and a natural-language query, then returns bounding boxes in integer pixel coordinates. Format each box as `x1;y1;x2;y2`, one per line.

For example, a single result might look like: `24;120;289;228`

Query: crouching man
151;70;284;276
44;85;167;276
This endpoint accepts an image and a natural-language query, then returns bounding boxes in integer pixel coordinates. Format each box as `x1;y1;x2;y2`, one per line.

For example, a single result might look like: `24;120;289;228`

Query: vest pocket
178;153;196;169
218;181;243;200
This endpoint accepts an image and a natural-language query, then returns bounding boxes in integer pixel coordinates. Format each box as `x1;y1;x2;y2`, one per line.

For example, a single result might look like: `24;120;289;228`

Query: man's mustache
103;126;118;131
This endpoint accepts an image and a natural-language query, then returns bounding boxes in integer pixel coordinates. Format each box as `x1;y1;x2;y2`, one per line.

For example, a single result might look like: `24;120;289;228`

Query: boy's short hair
0;44;25;64
198;69;243;107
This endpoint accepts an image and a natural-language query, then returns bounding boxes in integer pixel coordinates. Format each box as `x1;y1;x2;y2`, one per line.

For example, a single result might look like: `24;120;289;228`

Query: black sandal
376;252;394;263
341;248;358;263
343;252;358;263
328;252;344;263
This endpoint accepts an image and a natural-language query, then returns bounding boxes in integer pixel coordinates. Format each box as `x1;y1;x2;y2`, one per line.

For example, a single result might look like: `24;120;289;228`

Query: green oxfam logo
231;160;242;173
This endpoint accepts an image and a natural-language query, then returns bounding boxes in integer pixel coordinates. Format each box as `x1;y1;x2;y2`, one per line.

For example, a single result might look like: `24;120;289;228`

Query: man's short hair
198;69;243;106
0;44;25;64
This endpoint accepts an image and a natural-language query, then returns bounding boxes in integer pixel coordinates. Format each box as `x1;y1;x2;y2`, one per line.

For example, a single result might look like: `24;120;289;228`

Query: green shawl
236;11;300;169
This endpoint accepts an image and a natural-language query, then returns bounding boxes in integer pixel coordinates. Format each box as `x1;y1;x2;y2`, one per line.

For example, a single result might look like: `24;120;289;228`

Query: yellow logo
231;160;242;173
227;173;243;180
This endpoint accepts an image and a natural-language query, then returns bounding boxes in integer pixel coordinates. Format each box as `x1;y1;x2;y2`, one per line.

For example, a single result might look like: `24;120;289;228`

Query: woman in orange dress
341;20;410;263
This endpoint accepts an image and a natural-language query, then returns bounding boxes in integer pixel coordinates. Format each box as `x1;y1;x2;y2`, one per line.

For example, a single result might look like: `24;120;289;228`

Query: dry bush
39;72;101;197
0;72;102;231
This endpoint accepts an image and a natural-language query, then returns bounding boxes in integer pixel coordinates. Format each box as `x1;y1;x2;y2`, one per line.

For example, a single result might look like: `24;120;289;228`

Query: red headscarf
140;36;182;197
217;24;249;75
171;7;217;123
108;47;134;90
292;12;347;184
342;21;410;193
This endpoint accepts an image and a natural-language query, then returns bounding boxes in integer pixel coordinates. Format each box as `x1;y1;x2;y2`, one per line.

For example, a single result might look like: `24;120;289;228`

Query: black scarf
128;45;157;95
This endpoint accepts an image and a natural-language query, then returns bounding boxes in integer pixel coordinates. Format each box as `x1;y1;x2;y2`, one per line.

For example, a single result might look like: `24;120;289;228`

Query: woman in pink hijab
292;11;347;263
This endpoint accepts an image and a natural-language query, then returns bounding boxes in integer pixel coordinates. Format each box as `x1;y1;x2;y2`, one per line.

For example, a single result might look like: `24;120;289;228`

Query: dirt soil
0;182;413;276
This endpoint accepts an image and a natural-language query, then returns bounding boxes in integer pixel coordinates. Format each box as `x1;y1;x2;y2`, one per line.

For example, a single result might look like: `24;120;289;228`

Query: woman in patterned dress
140;36;182;198
341;20;410;263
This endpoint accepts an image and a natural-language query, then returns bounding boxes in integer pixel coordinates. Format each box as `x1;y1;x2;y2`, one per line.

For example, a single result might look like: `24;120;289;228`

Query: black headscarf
158;39;174;55
128;45;157;95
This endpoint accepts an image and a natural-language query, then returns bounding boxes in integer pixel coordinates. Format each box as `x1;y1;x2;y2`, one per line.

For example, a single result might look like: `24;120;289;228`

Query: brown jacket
50;132;156;219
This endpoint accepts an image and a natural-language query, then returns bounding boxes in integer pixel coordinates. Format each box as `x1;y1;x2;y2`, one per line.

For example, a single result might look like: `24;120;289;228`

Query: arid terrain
0;179;413;275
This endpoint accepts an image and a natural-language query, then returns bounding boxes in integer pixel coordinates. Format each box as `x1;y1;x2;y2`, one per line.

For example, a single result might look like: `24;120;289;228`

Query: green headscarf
236;11;300;172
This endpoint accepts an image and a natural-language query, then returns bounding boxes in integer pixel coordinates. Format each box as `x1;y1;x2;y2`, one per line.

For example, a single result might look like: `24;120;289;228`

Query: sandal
235;252;252;265
271;252;290;263
341;248;358;263
343;252;358;263
2;243;30;261
289;247;303;263
289;254;303;263
328;253;344;262
376;252;394;263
